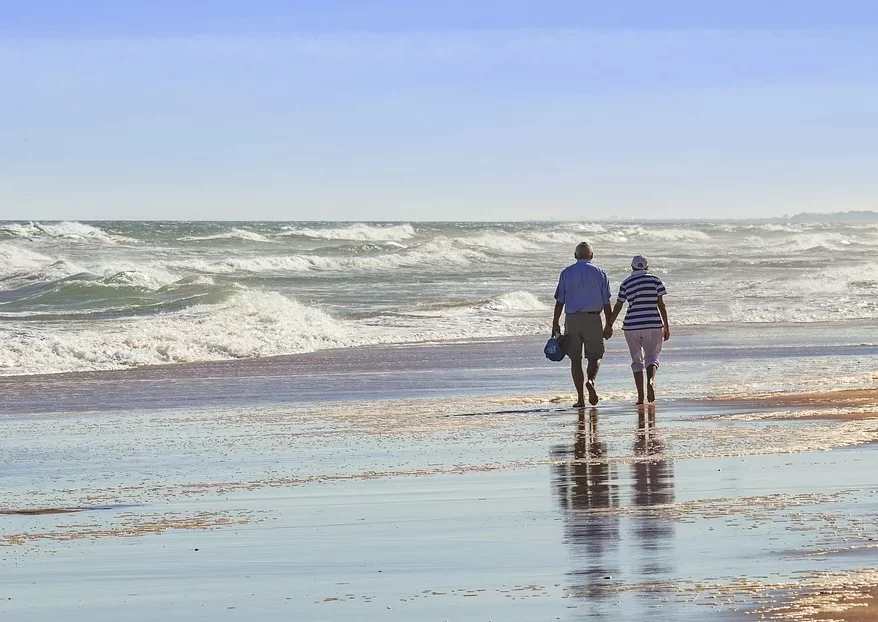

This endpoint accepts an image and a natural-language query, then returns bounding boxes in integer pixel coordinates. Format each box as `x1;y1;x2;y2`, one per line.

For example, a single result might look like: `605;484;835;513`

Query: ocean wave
521;230;584;245
2;220;877;377
0;221;136;244
0;291;351;374
177;228;277;243
673;302;878;325
313;241;409;255
163;238;488;274
559;223;608;233
414;291;548;314
781;262;878;295
0;289;551;375
0;244;58;279
480;291;548;312
0;250;185;291
0;273;230;320
742;232;858;252
611;226;712;242
280;223;416;242
453;233;540;254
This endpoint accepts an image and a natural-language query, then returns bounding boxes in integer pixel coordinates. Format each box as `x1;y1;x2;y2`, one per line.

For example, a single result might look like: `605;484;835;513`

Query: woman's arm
609;300;624;326
657;296;670;341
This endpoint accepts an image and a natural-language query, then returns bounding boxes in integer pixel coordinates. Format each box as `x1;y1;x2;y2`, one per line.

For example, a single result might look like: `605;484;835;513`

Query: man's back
551;242;613;407
555;259;611;314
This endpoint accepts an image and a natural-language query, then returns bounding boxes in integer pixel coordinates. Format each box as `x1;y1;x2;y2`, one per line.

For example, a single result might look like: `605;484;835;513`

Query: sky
2;0;878;221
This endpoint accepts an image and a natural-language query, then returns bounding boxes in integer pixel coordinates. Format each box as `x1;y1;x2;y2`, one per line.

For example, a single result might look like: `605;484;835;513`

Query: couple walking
551;242;670;407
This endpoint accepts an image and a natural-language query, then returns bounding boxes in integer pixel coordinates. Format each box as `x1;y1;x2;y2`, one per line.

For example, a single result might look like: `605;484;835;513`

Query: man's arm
552;301;564;335
657;296;670;341
601;273;614;338
603;302;616;339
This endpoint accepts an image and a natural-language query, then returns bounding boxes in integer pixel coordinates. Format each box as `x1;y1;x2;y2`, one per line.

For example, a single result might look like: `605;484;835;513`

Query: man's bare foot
647;380;656;403
585;380;599;405
573;400;585;408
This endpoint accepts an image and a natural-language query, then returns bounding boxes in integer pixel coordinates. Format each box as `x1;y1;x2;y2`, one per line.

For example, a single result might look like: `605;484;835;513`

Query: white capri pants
624;328;664;373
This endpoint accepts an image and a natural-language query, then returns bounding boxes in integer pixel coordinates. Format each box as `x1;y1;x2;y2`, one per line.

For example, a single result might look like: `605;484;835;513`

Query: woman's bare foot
647;379;656;403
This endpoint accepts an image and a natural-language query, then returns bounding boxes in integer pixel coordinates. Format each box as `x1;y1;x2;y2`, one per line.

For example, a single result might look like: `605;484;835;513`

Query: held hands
603;325;613;340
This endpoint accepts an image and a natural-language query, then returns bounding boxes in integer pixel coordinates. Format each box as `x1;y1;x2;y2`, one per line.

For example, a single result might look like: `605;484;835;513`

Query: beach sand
766;585;878;622
711;387;878;415
1;335;876;621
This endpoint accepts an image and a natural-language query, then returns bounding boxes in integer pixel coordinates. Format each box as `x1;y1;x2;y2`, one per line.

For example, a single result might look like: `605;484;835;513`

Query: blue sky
2;1;878;221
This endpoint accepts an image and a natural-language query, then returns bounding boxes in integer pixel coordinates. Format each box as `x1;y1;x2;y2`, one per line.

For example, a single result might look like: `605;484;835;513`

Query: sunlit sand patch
768;586;878;622
553;569;878;618
738;568;878;621
621;416;878;459
309;569;878;618
709;388;878;410
717;406;878;422
1;509;259;547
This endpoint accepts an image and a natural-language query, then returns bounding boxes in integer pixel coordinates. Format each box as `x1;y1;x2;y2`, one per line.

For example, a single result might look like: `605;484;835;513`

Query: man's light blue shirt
554;259;611;313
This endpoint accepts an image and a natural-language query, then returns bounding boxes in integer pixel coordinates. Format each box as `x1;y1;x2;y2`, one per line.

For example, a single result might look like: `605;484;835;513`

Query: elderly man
552;242;613;407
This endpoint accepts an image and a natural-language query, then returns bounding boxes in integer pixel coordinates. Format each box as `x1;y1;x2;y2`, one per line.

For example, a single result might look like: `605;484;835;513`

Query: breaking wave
0;221;136;244
1;218;876;376
178;228;277;243
280;223;416;242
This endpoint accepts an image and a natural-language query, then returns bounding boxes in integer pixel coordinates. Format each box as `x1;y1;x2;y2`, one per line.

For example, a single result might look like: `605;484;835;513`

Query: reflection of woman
608;255;670;404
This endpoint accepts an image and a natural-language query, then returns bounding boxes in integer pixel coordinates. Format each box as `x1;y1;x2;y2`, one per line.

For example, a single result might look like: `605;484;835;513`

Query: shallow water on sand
1;404;875;621
1;321;876;415
0;326;876;621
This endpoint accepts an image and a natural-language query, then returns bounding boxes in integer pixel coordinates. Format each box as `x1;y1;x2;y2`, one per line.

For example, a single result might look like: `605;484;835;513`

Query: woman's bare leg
646;364;658;403
633;370;645;404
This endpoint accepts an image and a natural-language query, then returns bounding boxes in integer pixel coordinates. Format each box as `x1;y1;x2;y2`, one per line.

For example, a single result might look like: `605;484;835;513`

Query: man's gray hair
574;242;593;260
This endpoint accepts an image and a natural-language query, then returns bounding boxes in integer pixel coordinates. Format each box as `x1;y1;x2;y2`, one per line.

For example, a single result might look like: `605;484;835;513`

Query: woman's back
618;271;666;331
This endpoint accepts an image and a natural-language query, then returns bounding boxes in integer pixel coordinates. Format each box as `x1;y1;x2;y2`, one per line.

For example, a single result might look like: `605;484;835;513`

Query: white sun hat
631;255;649;270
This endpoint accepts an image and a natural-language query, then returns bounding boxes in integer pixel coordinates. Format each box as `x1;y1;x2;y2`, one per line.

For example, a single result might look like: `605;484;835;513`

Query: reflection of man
550;409;620;599
552;242;613;407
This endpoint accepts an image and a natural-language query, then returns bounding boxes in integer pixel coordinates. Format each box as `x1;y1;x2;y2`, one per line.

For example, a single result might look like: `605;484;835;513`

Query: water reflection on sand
551;407;676;611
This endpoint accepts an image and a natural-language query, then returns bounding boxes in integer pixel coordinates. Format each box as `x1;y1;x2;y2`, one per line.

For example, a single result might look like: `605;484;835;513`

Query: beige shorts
564;312;605;361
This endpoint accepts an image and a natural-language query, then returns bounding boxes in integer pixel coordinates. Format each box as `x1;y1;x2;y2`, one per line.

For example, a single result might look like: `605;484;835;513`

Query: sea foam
0;221;136;244
281;223;416;242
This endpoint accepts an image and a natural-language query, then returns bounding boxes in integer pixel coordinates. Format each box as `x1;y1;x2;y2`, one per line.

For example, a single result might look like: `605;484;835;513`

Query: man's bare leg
646;364;658;403
571;358;585;407
633;370;645;405
585;358;601;405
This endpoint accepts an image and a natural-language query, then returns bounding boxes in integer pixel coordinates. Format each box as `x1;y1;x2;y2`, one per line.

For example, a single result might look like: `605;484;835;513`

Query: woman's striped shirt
617;270;667;331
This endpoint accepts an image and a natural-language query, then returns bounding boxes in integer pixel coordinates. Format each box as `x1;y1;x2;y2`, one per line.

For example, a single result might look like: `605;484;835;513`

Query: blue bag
544;332;566;362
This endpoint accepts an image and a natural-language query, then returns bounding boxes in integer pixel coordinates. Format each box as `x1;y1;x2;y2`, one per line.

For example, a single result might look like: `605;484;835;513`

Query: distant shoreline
1;211;877;224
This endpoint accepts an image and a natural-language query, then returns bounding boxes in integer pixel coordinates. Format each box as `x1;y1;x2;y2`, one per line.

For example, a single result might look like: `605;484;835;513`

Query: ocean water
1;220;876;376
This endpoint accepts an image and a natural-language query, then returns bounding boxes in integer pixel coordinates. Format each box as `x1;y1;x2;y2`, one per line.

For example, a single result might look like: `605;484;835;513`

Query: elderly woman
608;255;670;404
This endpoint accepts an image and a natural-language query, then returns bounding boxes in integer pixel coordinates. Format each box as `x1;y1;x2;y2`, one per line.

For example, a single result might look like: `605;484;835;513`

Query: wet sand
1;334;876;621
710;387;878;414
810;587;877;622
769;585;878;622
